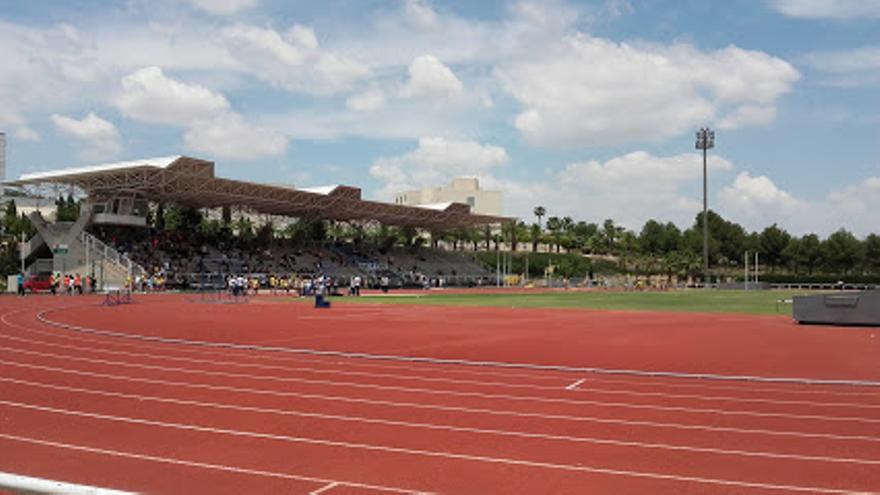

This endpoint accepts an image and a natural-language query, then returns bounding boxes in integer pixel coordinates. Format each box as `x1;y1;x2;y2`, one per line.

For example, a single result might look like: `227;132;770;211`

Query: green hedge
757;274;880;285
475;251;623;278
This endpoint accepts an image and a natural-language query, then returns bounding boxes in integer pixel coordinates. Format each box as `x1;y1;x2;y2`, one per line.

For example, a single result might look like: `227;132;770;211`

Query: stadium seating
90;226;493;290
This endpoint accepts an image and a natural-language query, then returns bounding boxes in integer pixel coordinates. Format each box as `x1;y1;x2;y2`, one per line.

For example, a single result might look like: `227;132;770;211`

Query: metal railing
80;231;146;277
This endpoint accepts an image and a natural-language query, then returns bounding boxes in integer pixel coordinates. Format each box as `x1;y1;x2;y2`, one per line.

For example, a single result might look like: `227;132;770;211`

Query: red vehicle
23;274;53;293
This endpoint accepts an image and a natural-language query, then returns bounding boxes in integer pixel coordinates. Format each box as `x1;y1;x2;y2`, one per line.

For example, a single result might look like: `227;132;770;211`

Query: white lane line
10;309;880;400
5;376;877;466
4;346;880;424
7;336;876;411
0;433;421;494
0;400;867;495
566;379;586;391
0;334;577;392
0;471;137;495
1;309;584;385
37;306;880;388
5;359;877;444
309;481;339;494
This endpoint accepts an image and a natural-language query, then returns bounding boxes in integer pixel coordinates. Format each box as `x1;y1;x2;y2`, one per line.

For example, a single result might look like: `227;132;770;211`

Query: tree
221;206;232;227
154;203;165;230
781;237;803;275
759;224;791;272
533;206;546;229
863;234;880;274
800;234;822;275
659;222;682;255
546;216;562;252
164;205;202;232
639;220;665;256
821;229;863;275
530;223;541;252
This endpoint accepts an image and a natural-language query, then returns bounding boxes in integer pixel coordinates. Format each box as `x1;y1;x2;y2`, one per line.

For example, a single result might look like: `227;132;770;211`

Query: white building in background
0;132;6;188
395;177;502;216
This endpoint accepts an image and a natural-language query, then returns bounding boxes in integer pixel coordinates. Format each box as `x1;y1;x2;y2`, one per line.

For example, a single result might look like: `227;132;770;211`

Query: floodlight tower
695;127;715;284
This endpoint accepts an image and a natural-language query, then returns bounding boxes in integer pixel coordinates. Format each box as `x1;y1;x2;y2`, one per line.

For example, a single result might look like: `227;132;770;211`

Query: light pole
695;127;715;285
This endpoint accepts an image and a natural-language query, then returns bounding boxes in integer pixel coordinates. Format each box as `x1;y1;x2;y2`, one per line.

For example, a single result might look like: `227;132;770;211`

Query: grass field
345;289;824;316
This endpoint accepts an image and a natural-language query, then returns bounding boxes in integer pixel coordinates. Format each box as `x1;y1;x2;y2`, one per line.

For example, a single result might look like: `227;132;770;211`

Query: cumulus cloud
818;177;880;235
115;67;230;125
14;127;40;142
399;55;464;101
718;172;806;228
346;88;386;112
519;151;734;228
802;45;880;87
187;0;258;15
221;23;369;94
184;113;288;160
403;0;440;29
496;36;799;147
369;137;509;197
51;112;122;161
770;0;880;19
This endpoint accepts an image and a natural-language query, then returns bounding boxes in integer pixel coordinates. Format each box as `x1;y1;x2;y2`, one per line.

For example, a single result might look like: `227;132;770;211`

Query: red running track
1;293;879;494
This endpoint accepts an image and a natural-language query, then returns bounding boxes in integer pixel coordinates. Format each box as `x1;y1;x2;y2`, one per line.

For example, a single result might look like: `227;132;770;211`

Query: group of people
16;272;95;296
130;272;168;292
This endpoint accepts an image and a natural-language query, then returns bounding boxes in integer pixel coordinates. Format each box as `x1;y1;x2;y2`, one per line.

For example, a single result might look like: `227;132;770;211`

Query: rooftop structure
6;156;511;230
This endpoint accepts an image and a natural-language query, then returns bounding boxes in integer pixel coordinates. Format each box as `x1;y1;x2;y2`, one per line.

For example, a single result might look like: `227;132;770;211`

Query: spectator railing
81;231;147;278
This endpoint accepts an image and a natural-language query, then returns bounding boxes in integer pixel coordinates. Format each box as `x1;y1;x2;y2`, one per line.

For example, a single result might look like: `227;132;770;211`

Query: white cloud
115;67;230;125
718;172;806;228
518;151;734;228
287;24;319;50
346;88;386;112
802;45;880;87
717;105;776;130
14;127;40;142
403;0;440;29
51;112;122;161
221;23;369;94
770;0;880;19
818;177;880;235
187;0;258;15
496;36;799;147
400;55;464;101
369;137;509;197
184;113;288;160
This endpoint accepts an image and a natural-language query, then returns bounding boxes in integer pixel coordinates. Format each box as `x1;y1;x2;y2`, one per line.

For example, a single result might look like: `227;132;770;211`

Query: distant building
0;132;6;190
395;177;502;216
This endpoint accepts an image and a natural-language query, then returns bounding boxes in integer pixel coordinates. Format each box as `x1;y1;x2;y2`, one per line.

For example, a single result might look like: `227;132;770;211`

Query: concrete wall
395;177;502;216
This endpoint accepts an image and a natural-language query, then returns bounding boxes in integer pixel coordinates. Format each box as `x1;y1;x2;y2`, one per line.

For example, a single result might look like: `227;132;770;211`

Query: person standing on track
16;272;25;296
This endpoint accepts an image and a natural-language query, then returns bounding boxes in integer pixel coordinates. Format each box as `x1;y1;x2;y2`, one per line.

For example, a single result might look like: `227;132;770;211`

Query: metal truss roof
6;156;512;229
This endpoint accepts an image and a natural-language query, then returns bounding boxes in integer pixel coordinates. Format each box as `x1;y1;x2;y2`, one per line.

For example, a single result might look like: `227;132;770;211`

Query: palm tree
533;206;546;229
530;223;541;252
546;216;562;252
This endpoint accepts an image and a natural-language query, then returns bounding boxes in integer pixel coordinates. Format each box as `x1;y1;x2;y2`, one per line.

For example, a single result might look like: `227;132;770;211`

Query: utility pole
695;127;715;285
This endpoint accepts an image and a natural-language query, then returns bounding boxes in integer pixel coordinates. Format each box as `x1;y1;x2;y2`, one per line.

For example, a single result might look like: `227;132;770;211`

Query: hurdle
102;289;134;306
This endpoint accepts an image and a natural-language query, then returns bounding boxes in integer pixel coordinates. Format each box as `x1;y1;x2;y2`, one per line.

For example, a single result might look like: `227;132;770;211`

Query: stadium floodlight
695;127;715;284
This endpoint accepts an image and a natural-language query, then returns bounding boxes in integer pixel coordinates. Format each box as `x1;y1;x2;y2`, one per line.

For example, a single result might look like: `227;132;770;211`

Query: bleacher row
92;226;494;290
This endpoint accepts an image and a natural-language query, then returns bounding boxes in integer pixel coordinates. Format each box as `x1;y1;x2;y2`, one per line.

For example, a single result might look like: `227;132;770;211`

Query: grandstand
4;156;509;291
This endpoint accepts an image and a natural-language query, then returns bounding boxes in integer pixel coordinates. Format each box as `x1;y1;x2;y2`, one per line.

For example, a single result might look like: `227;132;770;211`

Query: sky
0;0;878;236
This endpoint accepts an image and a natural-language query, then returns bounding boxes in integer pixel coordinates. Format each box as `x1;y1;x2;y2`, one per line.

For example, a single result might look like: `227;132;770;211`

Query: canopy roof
6;156;511;229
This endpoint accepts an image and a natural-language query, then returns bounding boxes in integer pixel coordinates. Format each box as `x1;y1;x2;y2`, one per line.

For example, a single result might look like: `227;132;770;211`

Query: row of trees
522;206;880;278
99;202;880;278
2;196;877;280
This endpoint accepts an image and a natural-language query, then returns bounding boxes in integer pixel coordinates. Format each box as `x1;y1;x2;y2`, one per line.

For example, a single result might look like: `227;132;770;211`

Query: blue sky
1;0;878;235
